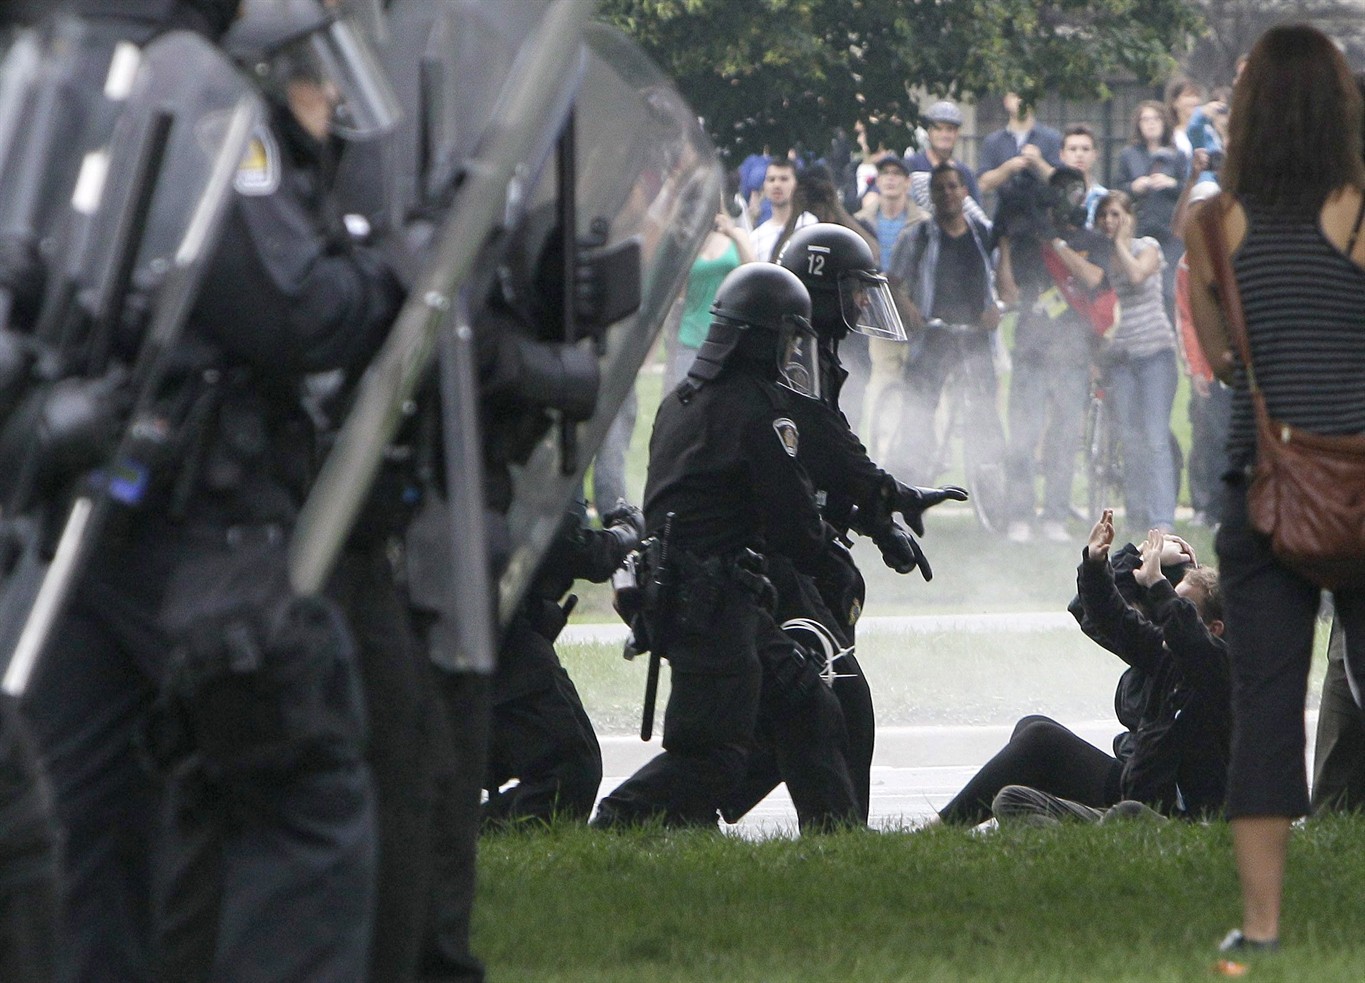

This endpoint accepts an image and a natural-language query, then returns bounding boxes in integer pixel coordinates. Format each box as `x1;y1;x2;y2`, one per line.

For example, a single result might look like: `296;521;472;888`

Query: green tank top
678;240;741;349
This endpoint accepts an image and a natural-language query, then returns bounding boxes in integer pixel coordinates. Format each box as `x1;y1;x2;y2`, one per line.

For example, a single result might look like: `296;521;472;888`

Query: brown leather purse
1199;197;1365;590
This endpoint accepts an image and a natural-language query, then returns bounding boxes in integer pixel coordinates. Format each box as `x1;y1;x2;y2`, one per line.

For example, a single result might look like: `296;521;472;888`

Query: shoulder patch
235;125;280;197
772;417;799;458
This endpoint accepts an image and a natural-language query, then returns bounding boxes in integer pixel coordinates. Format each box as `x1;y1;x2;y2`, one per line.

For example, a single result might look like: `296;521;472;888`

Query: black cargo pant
0;695;58;983
485;613;601;824
592;573;764;829
25;522;375;983
722;555;868;828
593;563;858;831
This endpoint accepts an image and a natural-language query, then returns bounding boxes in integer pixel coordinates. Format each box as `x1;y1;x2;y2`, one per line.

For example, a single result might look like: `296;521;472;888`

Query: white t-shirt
751;211;817;263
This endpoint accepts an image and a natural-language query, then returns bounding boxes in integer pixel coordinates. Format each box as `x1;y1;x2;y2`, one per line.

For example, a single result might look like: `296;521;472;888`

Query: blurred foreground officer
0;7;62;980
22;1;406;980
593;264;858;830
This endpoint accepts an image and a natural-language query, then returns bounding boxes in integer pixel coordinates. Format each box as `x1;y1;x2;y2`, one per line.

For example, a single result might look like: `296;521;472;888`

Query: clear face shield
267;14;401;140
777;315;821;401
839;269;907;341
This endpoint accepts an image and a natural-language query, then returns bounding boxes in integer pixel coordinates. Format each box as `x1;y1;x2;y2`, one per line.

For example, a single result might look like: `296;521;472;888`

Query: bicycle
1084;363;1185;524
1084;371;1123;520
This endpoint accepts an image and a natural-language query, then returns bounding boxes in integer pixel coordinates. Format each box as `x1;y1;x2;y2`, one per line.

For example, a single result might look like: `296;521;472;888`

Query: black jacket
644;368;828;571
1072;549;1230;817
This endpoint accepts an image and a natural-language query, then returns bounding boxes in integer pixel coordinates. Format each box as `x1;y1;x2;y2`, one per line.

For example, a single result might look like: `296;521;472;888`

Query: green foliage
597;0;1204;159
475;816;1365;981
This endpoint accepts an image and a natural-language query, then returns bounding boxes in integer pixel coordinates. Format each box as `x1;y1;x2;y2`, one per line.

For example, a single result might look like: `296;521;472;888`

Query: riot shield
0;29;40;204
336;0;560;232
494;23;721;623
288;0;594;678
0;16;137;331
0;31;263;695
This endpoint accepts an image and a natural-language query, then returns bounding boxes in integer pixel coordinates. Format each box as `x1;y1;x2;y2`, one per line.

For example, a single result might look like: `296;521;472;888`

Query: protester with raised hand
937;511;1228;828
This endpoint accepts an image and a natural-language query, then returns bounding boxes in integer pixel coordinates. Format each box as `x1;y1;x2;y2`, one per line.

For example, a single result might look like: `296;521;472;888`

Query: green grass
475;817;1365;981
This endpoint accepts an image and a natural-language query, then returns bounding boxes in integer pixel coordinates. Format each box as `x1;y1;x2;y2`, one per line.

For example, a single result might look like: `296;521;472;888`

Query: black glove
891;480;968;536
874;524;932;582
602;499;645;554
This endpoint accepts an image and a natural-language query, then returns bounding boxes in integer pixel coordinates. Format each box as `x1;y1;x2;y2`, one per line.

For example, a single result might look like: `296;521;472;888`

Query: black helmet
226;0;399;139
778;223;906;343
689;264;818;397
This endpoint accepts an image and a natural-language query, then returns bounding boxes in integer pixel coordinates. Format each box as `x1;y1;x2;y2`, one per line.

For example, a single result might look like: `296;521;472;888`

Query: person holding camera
886;163;1004;489
1095;191;1180;535
1116;102;1189;318
997;167;1114;542
936;514;1229;827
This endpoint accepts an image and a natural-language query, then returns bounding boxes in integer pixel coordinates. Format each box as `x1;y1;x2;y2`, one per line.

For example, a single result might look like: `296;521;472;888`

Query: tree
1185;1;1365;88
598;0;1203;160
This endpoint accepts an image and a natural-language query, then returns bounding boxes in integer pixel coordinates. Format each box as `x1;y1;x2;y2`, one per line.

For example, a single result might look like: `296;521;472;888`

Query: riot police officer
723;223;967;823
592;263;859;831
484;499;642;825
20;2;406;980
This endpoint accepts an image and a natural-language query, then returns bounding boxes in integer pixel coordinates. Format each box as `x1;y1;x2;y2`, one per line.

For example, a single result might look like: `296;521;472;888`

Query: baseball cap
875;154;910;175
924;100;964;127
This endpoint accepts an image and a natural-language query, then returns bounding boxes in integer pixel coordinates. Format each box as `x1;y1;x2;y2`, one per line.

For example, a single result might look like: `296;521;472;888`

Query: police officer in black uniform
20;1;407;979
592;263;859;831
484;499;642;825
723;223;967;824
0;11;62;983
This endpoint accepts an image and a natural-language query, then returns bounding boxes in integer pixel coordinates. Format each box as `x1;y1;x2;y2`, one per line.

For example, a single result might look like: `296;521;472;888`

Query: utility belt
633;542;775;642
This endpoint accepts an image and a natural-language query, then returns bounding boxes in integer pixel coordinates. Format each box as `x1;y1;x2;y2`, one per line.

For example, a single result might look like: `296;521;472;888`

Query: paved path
575;611;1322;836
596;716;1323;838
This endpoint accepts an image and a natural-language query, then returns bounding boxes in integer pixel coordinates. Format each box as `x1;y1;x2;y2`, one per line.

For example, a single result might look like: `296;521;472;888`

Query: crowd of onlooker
681;75;1248;545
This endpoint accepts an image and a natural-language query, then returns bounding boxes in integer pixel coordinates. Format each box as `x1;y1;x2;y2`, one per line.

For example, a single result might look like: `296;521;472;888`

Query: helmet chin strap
809;290;848;341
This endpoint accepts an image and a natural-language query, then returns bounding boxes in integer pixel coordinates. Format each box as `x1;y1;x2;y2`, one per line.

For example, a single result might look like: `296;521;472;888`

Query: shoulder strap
1346;191;1365;257
1197;194;1277;441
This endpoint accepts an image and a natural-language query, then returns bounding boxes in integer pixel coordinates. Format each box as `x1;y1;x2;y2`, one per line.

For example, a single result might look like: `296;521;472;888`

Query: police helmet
226;0;400;139
689;264;819;398
778;223;906;343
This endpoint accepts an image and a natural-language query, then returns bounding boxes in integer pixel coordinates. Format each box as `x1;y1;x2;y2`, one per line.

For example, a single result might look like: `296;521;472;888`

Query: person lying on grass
934;515;1230;827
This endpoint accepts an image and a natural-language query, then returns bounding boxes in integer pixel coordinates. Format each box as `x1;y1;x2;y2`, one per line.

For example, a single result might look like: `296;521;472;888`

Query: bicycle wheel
1085;394;1121;518
965;459;1008;534
867;381;914;471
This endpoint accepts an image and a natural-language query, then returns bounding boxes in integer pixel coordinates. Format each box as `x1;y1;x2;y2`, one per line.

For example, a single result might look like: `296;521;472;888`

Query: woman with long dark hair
1185;23;1365;964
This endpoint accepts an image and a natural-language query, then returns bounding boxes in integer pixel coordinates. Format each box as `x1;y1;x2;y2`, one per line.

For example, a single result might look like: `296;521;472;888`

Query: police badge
772;417;799;458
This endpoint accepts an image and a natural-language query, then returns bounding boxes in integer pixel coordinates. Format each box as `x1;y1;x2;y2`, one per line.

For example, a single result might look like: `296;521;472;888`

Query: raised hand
1086;508;1114;561
1135;527;1166;587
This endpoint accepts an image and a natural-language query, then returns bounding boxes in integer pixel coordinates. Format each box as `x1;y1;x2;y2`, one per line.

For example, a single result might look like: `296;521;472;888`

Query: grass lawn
475;817;1365;981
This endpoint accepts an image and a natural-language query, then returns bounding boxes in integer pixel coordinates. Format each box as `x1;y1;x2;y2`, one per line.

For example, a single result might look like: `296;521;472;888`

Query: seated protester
937;515;1230;826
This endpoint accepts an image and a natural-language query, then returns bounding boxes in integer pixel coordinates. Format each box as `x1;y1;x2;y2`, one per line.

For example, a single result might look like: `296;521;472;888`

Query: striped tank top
1225;200;1365;472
